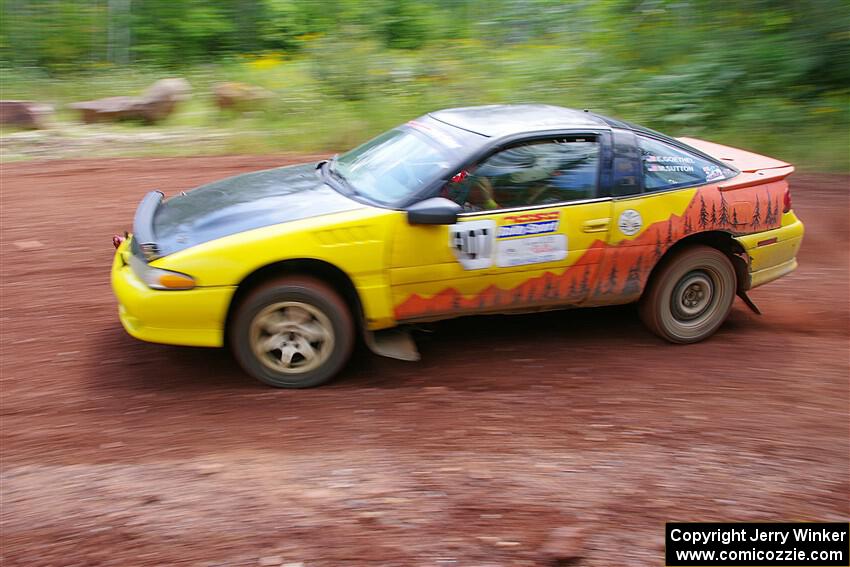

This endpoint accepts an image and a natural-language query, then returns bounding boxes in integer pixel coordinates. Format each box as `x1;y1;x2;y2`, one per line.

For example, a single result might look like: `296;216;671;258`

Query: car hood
152;163;364;256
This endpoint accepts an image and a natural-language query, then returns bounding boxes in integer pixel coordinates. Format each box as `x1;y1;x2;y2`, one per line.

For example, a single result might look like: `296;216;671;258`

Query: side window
638;136;732;191
611;129;641;197
445;138;599;212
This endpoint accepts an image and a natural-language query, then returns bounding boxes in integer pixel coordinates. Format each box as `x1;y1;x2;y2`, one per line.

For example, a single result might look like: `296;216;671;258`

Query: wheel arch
644;230;749;297
224;259;365;342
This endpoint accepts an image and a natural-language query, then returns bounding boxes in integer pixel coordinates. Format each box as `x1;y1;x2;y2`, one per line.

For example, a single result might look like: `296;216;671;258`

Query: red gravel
1;157;848;566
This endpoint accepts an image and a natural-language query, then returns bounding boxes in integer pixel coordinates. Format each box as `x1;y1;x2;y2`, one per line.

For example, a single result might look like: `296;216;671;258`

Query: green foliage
381;0;430;49
0;0;847;170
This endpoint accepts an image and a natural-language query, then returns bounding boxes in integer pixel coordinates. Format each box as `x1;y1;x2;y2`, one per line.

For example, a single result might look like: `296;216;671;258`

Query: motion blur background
2;3;849;566
1;0;848;169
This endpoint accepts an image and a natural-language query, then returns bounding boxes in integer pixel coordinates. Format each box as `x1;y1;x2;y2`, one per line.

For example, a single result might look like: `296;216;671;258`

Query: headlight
128;253;195;290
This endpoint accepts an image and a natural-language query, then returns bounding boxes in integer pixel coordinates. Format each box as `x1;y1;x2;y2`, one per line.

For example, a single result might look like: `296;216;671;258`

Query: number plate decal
449;220;495;270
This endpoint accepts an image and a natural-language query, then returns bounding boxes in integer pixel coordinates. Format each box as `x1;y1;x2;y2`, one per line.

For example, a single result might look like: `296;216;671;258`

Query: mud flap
737;291;761;315
364;328;421;361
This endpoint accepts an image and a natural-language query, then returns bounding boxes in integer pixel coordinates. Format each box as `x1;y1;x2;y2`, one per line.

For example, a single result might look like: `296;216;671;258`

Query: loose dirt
1;157;848;566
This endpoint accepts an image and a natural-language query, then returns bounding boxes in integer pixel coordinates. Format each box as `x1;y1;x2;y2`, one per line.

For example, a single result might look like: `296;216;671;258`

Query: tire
639;245;736;344
230;276;355;388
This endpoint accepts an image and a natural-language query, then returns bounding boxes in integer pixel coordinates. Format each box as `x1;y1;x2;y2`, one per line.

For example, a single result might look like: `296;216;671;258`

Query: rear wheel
639;245;736;344
231;276;354;388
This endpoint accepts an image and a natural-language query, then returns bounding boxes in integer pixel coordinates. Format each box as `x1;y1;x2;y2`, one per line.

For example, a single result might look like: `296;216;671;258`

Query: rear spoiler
675;136;795;192
133;191;164;261
718;165;795;192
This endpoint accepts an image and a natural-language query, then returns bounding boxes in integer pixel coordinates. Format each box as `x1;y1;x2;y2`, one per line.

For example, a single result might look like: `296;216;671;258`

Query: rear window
638;136;733;191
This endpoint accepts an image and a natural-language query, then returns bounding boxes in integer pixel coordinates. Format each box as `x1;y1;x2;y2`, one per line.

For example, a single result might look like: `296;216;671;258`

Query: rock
12;240;45;250
136;78;192;123
192;462;225;476
540;526;586;564
69;78;191;125
69;96;138;124
0;101;53;129
213;82;272;112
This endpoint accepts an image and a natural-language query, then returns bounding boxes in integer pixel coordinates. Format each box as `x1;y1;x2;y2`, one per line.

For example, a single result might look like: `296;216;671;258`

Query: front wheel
231;276;354;388
639;245;736;344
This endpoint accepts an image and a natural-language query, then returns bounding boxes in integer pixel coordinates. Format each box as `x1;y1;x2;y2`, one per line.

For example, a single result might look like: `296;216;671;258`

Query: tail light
783;187;792;213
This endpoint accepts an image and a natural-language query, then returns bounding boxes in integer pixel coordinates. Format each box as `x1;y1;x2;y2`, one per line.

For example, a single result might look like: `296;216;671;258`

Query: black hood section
152;163;363;256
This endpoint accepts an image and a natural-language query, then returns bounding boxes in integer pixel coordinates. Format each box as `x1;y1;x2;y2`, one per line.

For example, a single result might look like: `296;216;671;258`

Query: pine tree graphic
732;208;739;227
710;202;717;226
568;277;577;299
592;275;603;298
543;278;554;300
593;259;610;298
763;193;776;226
666;219;674;245
622;255;643;296
578;267;590;298
559;277;569;298
654;232;663;259
513;287;523;305
751;195;761;229
607;263;619;294
719;193;730;226
684;215;692;234
698;196;709;229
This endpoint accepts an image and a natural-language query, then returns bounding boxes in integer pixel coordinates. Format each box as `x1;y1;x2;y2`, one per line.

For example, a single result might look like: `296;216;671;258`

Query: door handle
582;218;610;233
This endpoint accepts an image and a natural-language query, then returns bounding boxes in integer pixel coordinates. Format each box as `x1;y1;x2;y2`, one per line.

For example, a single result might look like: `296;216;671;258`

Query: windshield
333;127;453;206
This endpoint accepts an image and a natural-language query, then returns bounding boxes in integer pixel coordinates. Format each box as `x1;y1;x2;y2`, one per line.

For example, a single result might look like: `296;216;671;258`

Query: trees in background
1;0;845;92
0;0;846;158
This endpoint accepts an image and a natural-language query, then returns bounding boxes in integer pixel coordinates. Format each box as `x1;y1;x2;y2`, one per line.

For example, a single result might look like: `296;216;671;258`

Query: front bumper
111;240;235;347
735;211;805;289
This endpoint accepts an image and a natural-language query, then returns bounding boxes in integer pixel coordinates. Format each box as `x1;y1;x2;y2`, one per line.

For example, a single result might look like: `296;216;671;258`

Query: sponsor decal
498;211;560;238
503;211;559;224
497;220;558;238
647;164;695;173
704;165;725;181
618;209;643;236
496;234;567;267
646;155;695;164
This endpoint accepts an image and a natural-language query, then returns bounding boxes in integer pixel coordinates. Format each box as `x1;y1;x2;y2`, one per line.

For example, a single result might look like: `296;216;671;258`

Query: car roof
428;104;610;138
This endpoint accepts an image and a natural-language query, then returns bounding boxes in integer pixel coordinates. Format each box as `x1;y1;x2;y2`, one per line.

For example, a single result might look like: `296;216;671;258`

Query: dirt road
1;157;848;566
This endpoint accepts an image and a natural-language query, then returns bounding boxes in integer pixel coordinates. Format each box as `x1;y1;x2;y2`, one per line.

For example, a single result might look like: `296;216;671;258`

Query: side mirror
407;197;462;225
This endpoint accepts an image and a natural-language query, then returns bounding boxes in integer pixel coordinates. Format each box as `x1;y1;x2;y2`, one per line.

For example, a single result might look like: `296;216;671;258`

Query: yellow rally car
111;105;804;388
